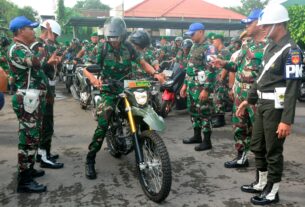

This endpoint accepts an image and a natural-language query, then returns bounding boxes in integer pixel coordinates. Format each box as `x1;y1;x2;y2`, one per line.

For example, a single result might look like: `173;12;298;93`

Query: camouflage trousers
88;93;117;154
187;83;212;133
212;80;228;115
12;92;45;173
40;89;55;152
232;83;255;153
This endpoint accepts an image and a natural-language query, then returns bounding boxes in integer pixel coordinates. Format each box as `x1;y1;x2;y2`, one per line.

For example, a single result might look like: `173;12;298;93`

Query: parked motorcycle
160;62;187;118
102;79;172;203
60;57;75;93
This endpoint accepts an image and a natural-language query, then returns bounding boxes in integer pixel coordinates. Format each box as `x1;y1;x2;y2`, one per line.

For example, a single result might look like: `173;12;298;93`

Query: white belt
257;90;275;100
48;79;57;86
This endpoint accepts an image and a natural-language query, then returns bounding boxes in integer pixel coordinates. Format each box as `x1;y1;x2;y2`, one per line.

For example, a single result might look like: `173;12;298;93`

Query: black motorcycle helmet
104;16;127;42
0;36;10;48
129;30;151;49
182;39;193;49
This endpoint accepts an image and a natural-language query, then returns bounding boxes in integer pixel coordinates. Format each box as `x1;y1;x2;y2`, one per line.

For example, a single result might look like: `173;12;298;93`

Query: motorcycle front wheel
137;130;172;203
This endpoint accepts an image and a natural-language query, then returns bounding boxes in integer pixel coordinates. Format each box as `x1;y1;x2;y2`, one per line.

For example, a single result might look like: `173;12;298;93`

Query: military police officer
237;4;303;205
180;23;216;151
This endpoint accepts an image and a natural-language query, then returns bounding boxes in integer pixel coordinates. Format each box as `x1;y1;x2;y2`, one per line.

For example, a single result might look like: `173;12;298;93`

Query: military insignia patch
291;55;300;64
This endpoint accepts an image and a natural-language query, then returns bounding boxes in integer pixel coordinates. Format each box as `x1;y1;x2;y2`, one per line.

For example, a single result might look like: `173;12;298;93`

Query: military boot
85;152;97;180
241;169;267;193
251;182;280;205
17;170;47;193
194;131;212;151
36;148;59;162
183;128;202;144
29;164;45;178
224;151;249;168
212;114;226;128
39;149;64;169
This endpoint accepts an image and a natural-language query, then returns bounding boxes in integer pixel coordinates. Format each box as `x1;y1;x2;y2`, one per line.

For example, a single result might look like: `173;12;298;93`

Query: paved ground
0;84;305;207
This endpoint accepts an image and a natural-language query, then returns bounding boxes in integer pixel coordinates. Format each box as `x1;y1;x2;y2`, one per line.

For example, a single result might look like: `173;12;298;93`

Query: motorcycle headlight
67;65;74;70
133;91;148;106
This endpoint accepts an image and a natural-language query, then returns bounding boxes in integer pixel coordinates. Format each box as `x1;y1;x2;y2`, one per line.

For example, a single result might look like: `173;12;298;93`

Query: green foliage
288;5;305;48
0;0;38;29
227;0;269;16
74;0;110;10
56;0;65;26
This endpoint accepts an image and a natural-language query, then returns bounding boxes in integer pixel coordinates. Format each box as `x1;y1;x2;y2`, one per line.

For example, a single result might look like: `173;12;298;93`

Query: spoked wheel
137;130;172;203
105;128;122;158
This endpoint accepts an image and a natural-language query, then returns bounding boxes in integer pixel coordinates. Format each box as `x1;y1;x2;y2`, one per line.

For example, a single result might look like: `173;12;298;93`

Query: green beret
91;32;98;37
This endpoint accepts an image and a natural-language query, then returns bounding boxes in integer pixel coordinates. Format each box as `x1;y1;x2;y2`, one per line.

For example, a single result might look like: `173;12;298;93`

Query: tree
74;0;110;10
227;0;269;16
288;5;305;48
56;0;65;27
18;6;38;21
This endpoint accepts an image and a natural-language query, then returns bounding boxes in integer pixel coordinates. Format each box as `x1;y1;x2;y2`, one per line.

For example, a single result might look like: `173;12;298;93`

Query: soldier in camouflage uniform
213;9;266;168
180;23;216;151
83;17;165;180
77;32;99;64
176;39;193;68
211;34;232;128
8;16;58;193
34;19;64;169
170;36;183;60
0;36;14;94
129;30;159;79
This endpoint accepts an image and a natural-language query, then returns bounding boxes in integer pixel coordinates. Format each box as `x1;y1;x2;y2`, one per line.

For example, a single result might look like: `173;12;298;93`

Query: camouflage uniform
170;45;182;59
132;46;157;79
0;47;10;74
224;38;265;153
82;42;98;64
8;42;48;174
88;42;142;154
35;39;58;154
185;42;216;133
213;48;232;115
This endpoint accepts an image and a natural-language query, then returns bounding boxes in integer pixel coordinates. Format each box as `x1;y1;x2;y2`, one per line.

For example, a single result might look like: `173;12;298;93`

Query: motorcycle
103;79;172;203
69;64;87;101
299;80;305;102
60;57;75;93
160;62;187;118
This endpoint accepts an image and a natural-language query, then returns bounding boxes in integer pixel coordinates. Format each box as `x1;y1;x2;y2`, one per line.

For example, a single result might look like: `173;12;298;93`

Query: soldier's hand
154;73;165;84
211;57;226;68
180;84;187;98
276;122;291;139
199;90;209;102
236;101;248;118
92;79;103;89
229;89;234;101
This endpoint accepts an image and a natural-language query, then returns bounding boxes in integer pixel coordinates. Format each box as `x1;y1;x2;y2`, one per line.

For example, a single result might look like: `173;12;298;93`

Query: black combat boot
194;131;212;151
29;165;45;178
250;182;280;205
39;149;64;169
212;114;226;128
17;170;47;193
183;128;202;144
224;151;249;168
241;169;267;193
85;152;97;180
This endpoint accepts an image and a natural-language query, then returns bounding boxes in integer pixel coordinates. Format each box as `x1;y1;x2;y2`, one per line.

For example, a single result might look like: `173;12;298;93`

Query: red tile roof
125;0;245;20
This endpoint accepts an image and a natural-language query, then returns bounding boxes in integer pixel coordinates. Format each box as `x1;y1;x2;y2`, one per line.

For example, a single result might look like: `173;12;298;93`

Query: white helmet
257;4;290;26
41;19;61;36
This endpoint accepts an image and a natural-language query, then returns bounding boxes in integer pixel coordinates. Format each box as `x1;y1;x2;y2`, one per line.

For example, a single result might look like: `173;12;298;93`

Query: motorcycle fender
162;90;175;101
131;106;166;132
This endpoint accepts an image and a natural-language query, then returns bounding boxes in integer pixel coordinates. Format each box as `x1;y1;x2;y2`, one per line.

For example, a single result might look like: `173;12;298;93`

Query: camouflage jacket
82;42;98;63
170;45;182;59
185;42;217;92
97;41;142;92
8;42;48;90
225;38;265;84
0;47;10;73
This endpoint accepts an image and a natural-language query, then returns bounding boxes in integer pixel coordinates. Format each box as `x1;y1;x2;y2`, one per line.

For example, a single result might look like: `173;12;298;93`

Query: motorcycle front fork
123;97;145;169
